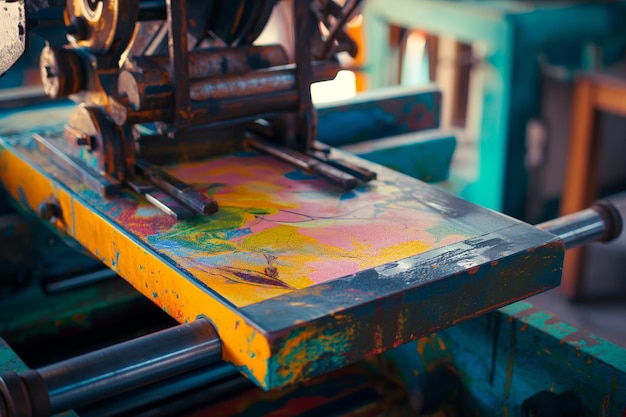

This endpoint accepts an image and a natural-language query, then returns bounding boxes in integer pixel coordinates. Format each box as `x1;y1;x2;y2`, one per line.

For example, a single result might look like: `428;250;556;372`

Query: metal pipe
125;44;290;82
190;68;297;101
79;363;239;417
44;268;118;294
537;199;623;249
538;208;607;249
38;319;221;413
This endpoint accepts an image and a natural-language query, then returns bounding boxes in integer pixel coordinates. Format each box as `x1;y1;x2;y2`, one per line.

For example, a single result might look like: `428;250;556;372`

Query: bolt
37;199;62;223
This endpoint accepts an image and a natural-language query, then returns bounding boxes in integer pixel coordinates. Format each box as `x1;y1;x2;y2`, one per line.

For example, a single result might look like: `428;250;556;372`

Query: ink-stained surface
118;151;472;307
0;122;564;390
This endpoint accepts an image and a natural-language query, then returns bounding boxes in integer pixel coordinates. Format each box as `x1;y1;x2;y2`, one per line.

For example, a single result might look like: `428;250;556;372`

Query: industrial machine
0;0;624;416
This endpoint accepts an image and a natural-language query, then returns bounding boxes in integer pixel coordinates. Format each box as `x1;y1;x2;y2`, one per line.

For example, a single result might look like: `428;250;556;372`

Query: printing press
0;0;625;415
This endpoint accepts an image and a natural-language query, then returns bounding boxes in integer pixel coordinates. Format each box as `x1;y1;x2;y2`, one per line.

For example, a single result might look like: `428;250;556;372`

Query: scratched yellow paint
0;145;273;386
0;139;473;389
1;149;70;233
71;200;274;385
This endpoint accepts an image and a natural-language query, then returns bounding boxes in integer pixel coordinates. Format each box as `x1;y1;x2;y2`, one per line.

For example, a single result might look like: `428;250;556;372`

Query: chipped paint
0;134;566;390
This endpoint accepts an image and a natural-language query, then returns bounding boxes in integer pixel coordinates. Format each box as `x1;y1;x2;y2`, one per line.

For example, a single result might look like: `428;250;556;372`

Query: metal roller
537;198;623;250
0;197;623;416
0;319;221;416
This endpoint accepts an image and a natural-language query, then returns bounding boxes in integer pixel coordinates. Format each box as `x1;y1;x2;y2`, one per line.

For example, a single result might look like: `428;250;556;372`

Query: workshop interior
0;0;625;416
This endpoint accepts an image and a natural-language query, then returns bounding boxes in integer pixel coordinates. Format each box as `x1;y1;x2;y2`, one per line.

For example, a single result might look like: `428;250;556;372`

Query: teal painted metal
316;85;441;147
364;0;626;219
316;85;453;183
340;129;456;183
380;301;626;416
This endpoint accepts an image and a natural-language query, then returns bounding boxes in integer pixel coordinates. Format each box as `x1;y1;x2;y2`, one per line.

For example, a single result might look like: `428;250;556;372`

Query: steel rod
79;363;240;417
537;200;623;250
38;319;221;413
44;268;118;294
125;44;289;81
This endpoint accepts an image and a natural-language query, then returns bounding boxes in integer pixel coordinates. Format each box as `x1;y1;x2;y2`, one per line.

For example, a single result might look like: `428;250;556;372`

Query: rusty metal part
133;128;245;164
124;44;290;81
293;0;317;151
231;0;279;45
246;121;378;182
116;61;338;122
165;0;191;133
3;0;368;207
0;0;26;76
66;0;140;59
246;134;358;189
190;67;301;102
118;66;172;110
206;0;277;46
40;44;85;99
66;105;135;182
136;158;219;216
118;45;290;111
192;90;298;125
59;48;114;109
128;179;195;219
112;61;341;127
33;133;121;197
109;97;170;126
310;151;377;182
113;1;294;58
318;0;363;59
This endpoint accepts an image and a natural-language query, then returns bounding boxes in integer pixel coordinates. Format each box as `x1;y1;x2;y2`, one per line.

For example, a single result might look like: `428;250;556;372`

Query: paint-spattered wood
0;132;564;390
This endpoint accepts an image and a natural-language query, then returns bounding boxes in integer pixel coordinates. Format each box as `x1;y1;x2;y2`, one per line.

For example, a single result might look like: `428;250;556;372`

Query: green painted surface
380;302;626;416
341;129;456;183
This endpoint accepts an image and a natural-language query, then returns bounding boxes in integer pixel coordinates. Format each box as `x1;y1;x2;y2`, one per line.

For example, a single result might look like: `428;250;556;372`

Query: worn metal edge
0;138;276;387
243;225;564;388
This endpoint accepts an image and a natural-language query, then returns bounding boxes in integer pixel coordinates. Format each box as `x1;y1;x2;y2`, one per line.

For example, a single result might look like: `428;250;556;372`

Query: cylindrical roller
125;44;290;80
112;62;339;125
114;89;298;127
109;97;171;126
118;67;172;110
190;90;299;125
537;198;623;249
66;0;140;57
78;363;240;416
38;318;221;413
40;45;85;99
190;68;297;101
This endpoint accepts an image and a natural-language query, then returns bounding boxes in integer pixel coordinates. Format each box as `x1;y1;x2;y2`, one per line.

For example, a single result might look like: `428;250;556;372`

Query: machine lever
245;133;359;190
134;159;219;217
